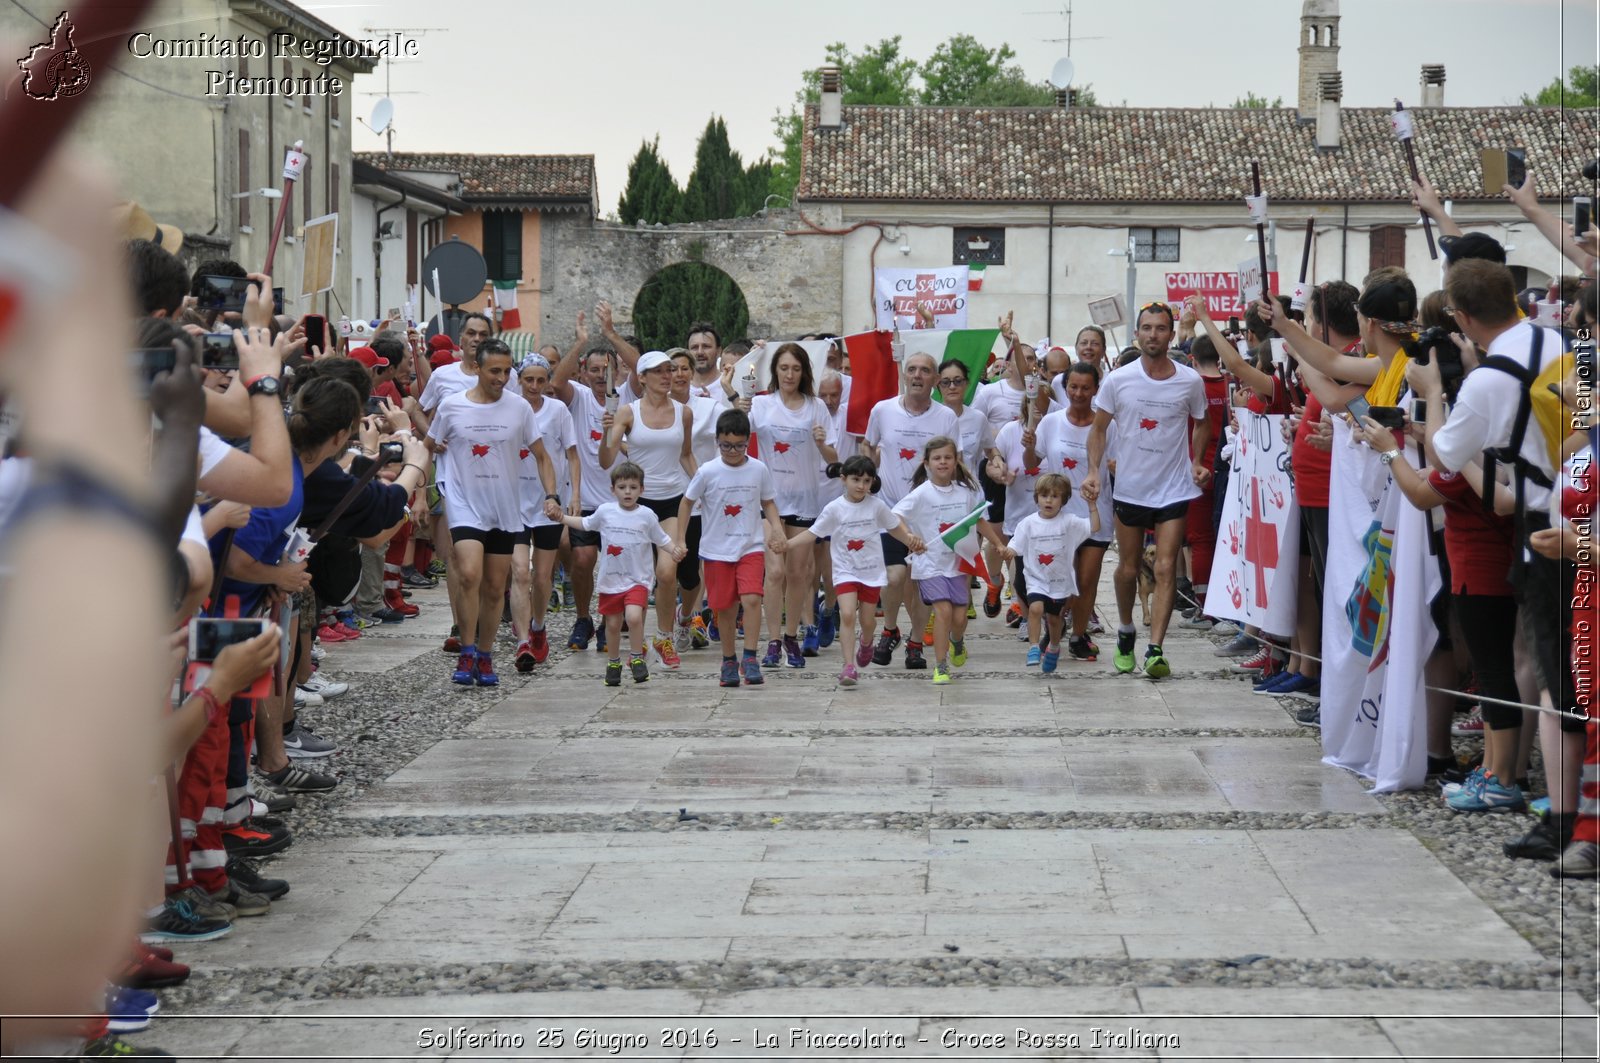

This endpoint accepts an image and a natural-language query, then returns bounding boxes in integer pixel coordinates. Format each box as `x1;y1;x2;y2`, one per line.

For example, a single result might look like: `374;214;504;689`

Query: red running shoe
529;627;550;664
116;946;190;989
514;640;536;673
385;589;420;617
316;623;351;643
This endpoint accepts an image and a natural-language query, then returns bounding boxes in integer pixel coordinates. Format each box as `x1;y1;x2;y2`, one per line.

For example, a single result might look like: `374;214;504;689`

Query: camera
201;333;239;370
1409;326;1465;403
377;441;405;465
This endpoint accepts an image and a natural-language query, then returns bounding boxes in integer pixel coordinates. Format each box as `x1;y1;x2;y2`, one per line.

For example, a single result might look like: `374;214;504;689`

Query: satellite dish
1049;58;1075;90
421;236;488;306
369;98;394;135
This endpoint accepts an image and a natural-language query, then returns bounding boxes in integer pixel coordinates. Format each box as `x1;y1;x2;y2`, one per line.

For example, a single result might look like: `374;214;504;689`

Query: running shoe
105;985;158;1032
141;897;231;943
82;1034;176;1059
561;580;575;609
839;662;859;687
742;654;765;685
653;635;681;670
209;877;271;917
1446;772;1526;813
515;639;536;673
116;946;190;990
1213;632;1257;657
605;660;623;687
720;657;740;688
932;664;952;685
292;686;323;709
452;648;477;685
631;655;650;683
950;639;968;668
1144;644;1171;680
673;614;694;653
762;639;782;667
227;857;289;901
283;723;336;759
1271;673;1321;699
784;634;805;668
1005;603;1024;628
401;565;437;588
474;652;499;686
1068;634;1097;661
427;558;448;578
568;615;595;651
1254;669;1295;693
872;627;901;666
316;622;352;644
595;625;608;654
1113;629;1137;674
816;608;836;648
1041;646;1060;674
983;584;1002;618
221;819;293;855
801;624;820;657
260;763;337;794
904;640;926;670
690;615;711;649
298;671;347;699
443;625;462;654
1026;645;1042;667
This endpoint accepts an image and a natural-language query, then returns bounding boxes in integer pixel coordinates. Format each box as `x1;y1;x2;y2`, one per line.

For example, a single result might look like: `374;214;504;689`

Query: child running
786;456;925;686
674;409;789;688
548;462;684;686
1004;473;1101;673
891;435;1008;685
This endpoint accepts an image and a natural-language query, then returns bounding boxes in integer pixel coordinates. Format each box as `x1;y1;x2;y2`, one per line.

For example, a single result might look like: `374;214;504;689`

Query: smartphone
193;274;252;313
201;332;239;370
1346;396;1372;422
1411;398;1427;424
303;314;327;355
364;395;384;416
1227;316;1239;335
1575;196;1593;238
1481;148;1528;194
271;287;286;316
1368;405;1407;429
189;617;268;661
133;347;177;397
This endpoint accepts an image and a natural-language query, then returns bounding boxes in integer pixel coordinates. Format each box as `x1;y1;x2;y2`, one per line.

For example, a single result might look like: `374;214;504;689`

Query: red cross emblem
1244;478;1279;607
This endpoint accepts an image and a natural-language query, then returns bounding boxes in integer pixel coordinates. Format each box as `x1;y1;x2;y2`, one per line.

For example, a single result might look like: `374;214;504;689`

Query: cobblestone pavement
143;566;1597;1061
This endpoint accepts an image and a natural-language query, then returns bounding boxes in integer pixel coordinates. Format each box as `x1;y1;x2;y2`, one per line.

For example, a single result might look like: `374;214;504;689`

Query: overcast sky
312;0;1599;212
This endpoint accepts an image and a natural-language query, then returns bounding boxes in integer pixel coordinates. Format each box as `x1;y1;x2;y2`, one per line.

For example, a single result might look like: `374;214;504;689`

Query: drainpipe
1340;202;1349;281
374;191;408;317
1046;204;1055;341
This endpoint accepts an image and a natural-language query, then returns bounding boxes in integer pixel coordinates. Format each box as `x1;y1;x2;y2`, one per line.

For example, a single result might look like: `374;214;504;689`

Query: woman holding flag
892;436;1008;685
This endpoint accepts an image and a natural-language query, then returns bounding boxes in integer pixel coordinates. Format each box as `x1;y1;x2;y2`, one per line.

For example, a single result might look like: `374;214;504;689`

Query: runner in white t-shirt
1029;361;1115;662
786;455;923;687
1005;472;1100;673
510;354;581;673
1083;304;1212;679
550;311;621;653
749;343;839;668
814;369;857;648
425;341;556;688
864;352;958;669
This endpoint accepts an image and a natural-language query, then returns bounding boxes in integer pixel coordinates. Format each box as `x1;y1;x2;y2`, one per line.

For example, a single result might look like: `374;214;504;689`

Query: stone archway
631;261;749;353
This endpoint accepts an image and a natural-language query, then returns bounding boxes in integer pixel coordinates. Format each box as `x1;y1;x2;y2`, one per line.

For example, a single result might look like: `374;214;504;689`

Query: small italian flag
492;279;522;330
940;501;992;586
967;263;986;291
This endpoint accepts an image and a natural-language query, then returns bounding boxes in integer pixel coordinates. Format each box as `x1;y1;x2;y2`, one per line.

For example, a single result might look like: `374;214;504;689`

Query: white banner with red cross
874;266;970;331
1206;409;1300;638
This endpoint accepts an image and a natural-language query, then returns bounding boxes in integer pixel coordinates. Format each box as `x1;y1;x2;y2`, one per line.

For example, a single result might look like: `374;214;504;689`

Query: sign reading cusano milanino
874;267;970;331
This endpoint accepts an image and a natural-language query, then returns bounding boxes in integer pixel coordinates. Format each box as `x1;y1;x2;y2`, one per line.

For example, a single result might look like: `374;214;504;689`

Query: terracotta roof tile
354;152;595;201
798;105;1598;203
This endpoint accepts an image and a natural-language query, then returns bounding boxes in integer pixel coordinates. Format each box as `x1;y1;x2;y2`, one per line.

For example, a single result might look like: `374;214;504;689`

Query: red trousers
166;703;229;892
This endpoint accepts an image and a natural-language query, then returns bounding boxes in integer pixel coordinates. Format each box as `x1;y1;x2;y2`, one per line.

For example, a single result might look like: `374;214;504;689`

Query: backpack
1478;324;1575;513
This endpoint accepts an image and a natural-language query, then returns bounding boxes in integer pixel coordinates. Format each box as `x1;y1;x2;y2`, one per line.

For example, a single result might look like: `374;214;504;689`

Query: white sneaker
310;640;325;663
299;671;348;699
672;615;693;653
292;687;324;708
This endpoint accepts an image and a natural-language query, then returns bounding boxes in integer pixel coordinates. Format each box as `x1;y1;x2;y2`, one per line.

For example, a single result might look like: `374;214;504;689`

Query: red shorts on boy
834;581;881;605
597;585;649;615
704;553;764;610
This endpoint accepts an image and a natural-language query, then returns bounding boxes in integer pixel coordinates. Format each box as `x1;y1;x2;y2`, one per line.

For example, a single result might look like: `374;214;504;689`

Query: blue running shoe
743;653;765;685
568;615;595;651
105;985;157;1032
452;647;477;685
801;624;821;657
1026;646;1042;667
1254;670;1295;694
817;606;835;648
719;657;740;688
1041;647;1060;673
1271;673;1321;699
473;651;499;687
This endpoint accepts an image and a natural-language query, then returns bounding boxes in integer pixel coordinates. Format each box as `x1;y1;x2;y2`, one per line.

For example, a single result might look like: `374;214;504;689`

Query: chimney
819;66;842;130
1420;64;1445;107
1315;72;1342;151
1055;88;1069;108
1296;0;1341;122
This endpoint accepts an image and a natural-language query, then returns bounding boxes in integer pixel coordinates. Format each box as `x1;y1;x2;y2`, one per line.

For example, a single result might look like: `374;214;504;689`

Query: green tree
1231;92;1284;108
617;137;681;225
681;116;751;222
1521;64;1600;108
632;262;749;353
920;34;1057;107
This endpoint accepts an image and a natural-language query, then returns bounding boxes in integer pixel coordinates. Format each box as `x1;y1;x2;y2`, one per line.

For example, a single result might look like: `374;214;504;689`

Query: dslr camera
1409;327;1465;403
377;441;405;465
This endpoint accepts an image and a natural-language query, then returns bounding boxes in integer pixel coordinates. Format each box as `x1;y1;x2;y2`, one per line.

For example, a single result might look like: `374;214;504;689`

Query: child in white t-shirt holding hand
1003;473;1100;674
549;462;684;686
787;455;924;687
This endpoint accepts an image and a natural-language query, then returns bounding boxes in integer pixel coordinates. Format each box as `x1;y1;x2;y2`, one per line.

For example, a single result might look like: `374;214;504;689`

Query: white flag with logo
1207;410;1299;637
874;266;970;331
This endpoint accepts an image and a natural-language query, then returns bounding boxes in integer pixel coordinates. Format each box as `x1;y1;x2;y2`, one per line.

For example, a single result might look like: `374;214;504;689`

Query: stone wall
534;205;845;346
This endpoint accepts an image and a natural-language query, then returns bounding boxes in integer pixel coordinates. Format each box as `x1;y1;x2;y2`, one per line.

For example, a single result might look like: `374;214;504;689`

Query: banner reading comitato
1164;270;1281;318
874;267;970;331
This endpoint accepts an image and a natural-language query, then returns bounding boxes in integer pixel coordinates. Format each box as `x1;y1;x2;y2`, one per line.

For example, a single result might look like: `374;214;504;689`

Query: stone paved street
149;566;1598;1061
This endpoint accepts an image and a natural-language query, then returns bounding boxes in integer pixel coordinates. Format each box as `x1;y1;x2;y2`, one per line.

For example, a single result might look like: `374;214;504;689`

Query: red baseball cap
428;334;457;352
350;346;386;368
429;349;457;369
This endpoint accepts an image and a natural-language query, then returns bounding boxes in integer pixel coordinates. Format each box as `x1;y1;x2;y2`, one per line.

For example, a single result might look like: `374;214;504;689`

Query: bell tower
1297;0;1341;122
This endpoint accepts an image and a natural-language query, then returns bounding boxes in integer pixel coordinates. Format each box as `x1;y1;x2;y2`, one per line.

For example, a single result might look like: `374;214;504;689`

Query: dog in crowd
1137;541;1157;627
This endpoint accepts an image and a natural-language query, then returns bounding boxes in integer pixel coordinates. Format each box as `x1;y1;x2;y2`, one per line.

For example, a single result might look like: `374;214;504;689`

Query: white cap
636;350;671;374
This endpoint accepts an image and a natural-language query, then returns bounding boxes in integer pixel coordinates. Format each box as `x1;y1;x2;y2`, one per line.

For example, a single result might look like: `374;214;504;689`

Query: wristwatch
1379;450;1398;466
245;374;281;398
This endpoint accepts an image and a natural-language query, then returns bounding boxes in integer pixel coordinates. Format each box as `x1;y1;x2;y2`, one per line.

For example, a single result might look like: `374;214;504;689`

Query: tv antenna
354;26;448;155
1027;2;1106;56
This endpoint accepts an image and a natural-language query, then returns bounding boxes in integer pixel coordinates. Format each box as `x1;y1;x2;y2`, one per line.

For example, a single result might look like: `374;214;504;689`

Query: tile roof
798;105;1599;204
354;152;595;202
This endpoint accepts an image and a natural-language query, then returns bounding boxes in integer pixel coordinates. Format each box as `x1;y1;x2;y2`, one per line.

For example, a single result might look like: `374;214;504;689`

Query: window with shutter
481;211;522;282
1369;226;1407;271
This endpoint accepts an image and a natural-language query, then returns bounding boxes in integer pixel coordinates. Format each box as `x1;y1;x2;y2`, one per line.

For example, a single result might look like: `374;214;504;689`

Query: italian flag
940;501;992;585
968;263;986;291
839;328;1006;435
491;279;521;330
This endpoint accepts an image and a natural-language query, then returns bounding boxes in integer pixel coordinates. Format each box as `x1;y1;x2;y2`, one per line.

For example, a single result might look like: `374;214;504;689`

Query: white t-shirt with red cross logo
810;493;901;588
1092;358;1207;508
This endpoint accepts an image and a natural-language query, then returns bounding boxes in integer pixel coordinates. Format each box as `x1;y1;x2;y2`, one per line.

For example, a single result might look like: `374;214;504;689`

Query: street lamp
1108;235;1136;335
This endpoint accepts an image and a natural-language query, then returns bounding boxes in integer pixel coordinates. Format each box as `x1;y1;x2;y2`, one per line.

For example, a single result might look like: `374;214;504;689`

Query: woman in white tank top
600;351;696;667
749;343;839;666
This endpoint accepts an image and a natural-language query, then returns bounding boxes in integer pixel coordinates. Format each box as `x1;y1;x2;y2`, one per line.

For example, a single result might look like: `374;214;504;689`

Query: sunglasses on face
938;377;967;387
